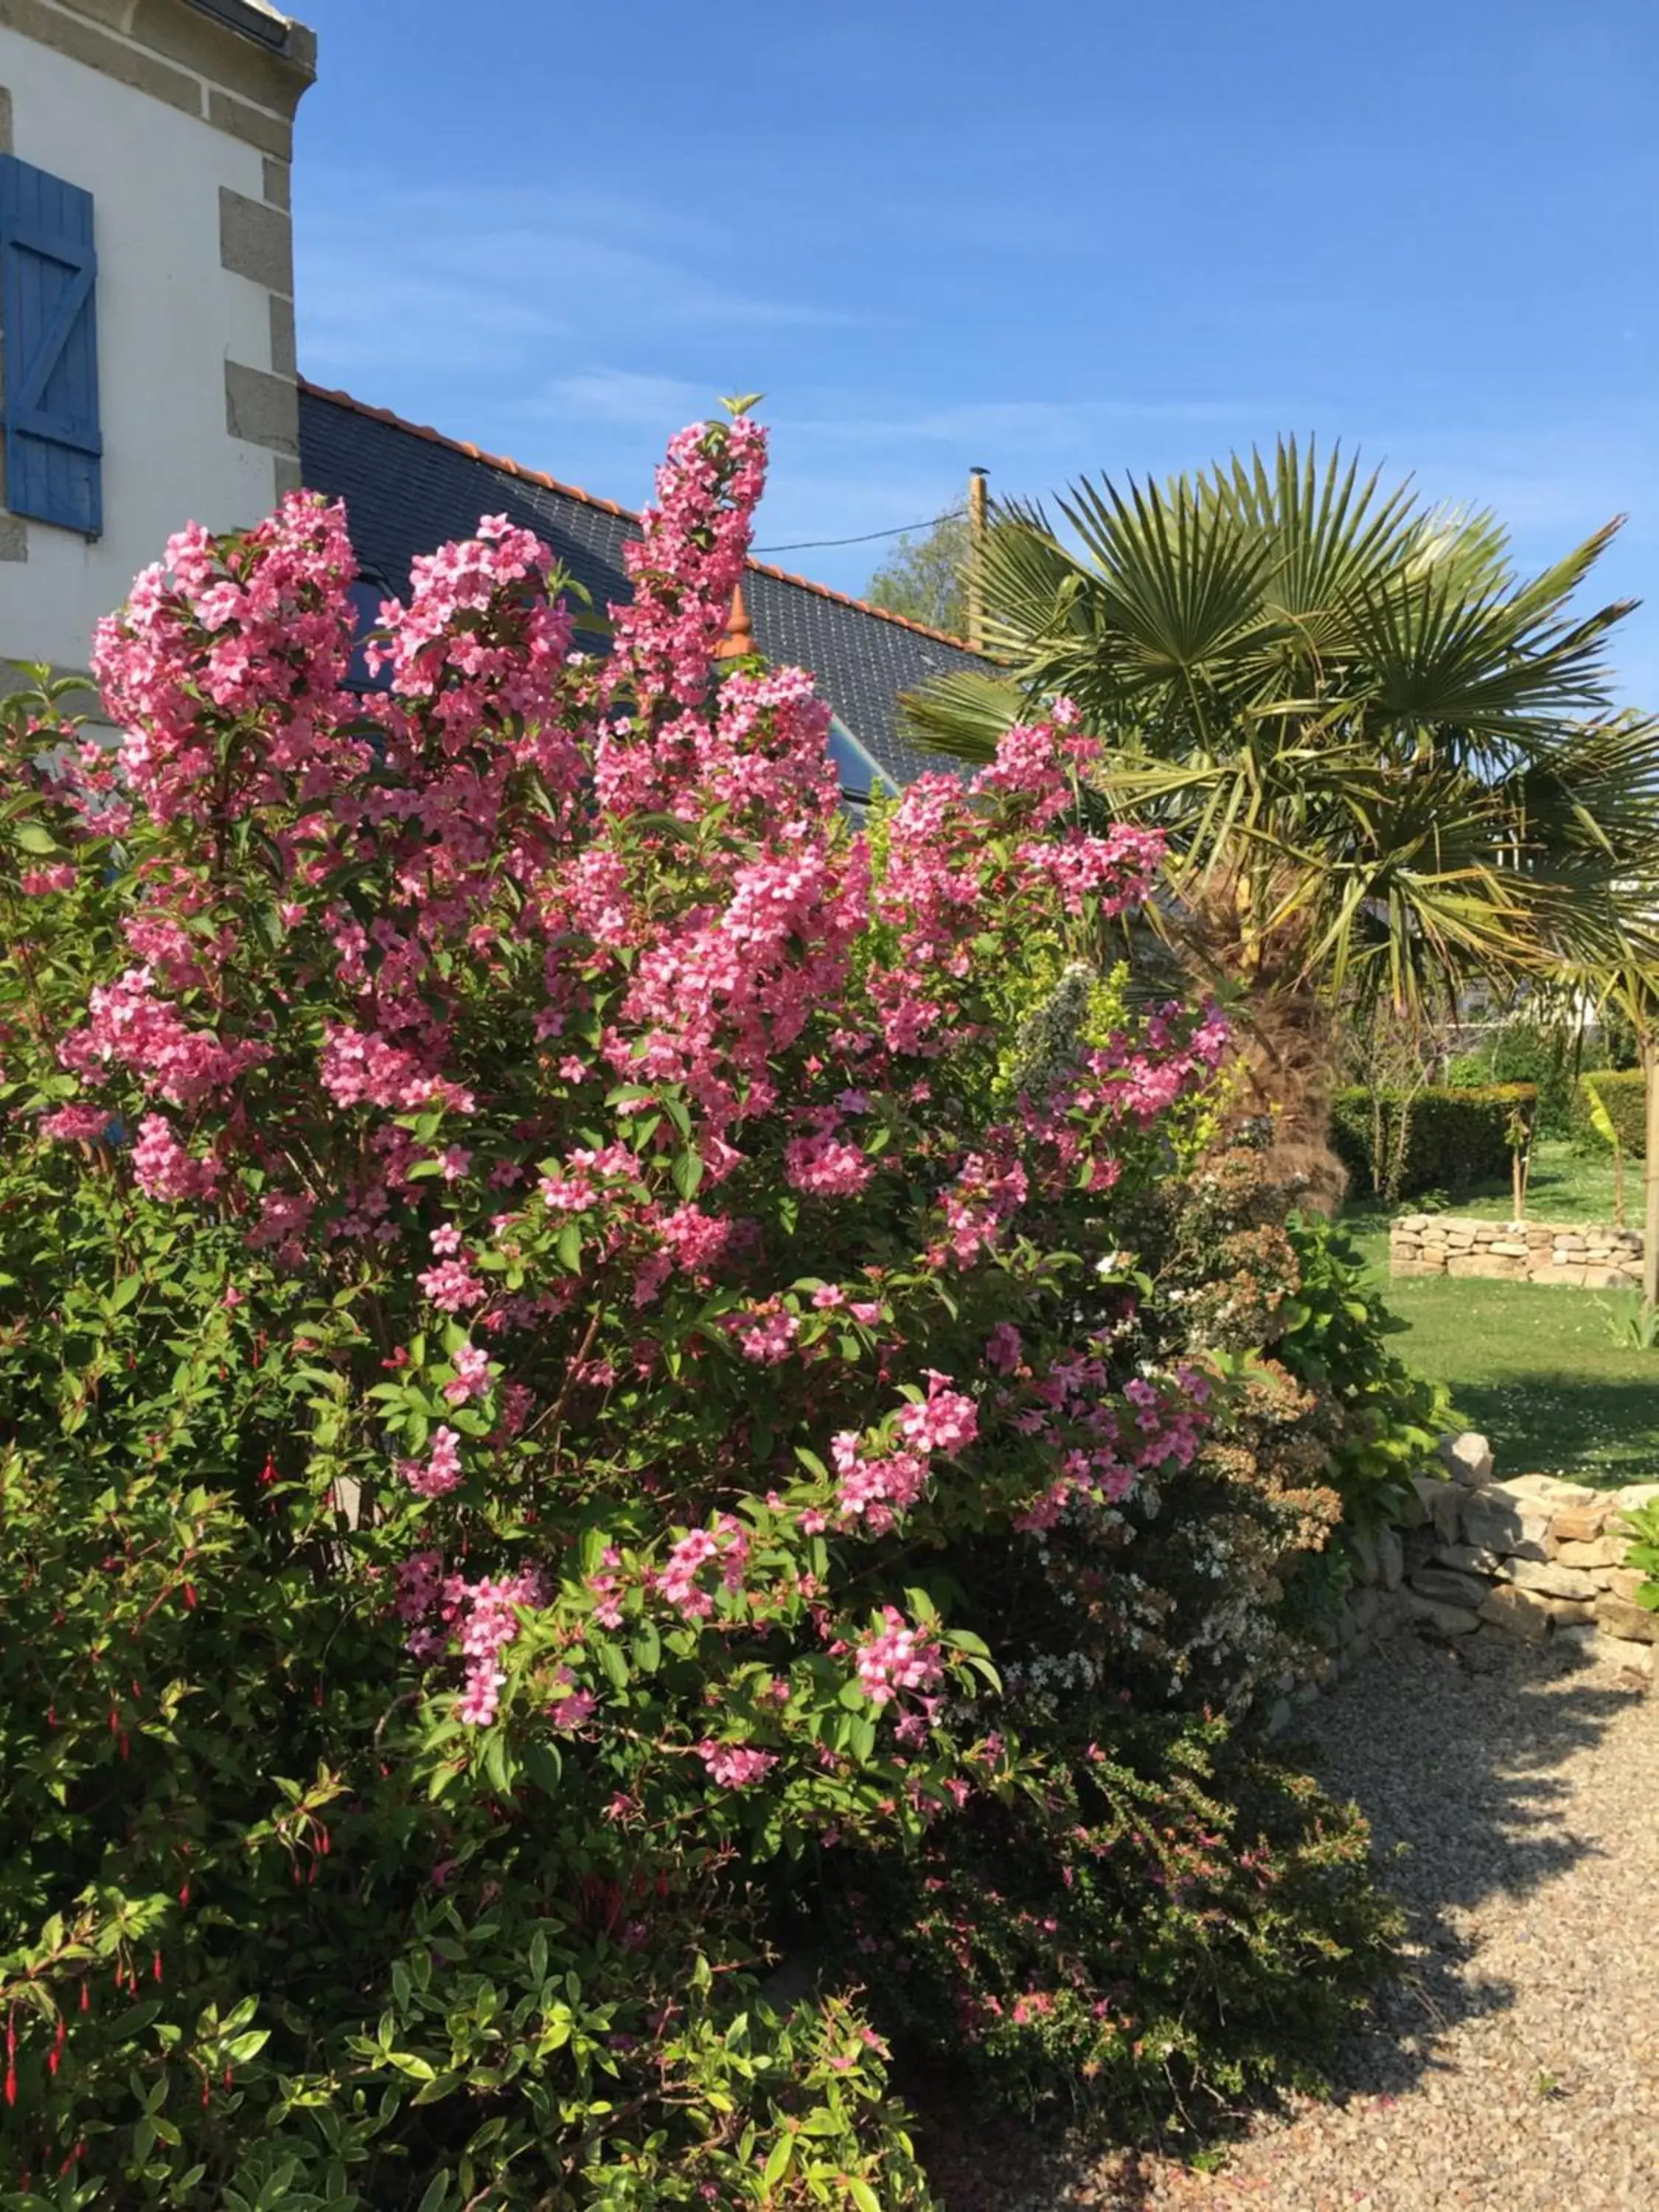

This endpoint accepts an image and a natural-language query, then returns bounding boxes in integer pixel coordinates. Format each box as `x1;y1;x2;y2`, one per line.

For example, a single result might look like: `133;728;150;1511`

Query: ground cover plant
1;414;1410;2209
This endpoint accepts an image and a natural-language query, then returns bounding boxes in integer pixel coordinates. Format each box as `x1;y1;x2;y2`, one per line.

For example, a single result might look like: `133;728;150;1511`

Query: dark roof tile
296;382;990;790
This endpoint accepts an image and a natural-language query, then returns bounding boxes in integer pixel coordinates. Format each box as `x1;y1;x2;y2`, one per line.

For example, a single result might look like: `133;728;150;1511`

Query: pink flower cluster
653;1515;751;1620
855;1607;945;1708
607;414;767;711
400;1424;464;1499
696;1740;778;1788
61;966;265;1108
373;514;573;741
830;1433;931;1532
443;1343;492;1405
897;1371;979;1455
131;1114;220;1202
92;495;364;824
394;1552;545;1727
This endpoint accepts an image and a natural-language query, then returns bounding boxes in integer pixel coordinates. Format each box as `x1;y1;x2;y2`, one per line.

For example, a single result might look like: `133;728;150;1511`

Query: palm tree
907;442;1659;1190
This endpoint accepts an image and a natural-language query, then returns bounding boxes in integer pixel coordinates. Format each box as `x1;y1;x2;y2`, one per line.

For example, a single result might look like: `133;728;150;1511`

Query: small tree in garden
865;511;972;636
0;412;1403;2208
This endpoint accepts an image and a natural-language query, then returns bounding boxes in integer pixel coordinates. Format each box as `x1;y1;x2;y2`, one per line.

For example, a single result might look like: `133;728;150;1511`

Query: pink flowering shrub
0;408;1402;2203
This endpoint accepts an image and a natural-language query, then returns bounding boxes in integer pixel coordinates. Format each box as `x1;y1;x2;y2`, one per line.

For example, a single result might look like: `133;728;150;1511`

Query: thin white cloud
295;171;849;388
538;367;712;428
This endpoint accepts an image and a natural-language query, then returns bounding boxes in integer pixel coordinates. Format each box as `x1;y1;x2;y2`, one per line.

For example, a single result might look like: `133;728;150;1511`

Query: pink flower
984;1321;1023;1373
783;1130;874;1197
131;1113;220;1203
39;1103;114;1143
896;1371;978;1456
855;1607;944;1709
19;863;77;895
696;1740;778;1788
418;1256;485;1312
735;1302;799;1365
443;1343;492;1405
401;1425;464;1499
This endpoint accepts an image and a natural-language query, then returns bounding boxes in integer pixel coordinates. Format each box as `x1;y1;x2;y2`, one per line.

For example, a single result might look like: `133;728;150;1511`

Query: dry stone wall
1270;1432;1657;1731
1389;1214;1644;1287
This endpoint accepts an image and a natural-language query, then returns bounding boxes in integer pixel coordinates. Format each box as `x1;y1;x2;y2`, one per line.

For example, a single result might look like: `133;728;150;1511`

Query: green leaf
672;1149;703;1201
523;1741;563;1797
556;1223;582;1272
762;2133;795;2188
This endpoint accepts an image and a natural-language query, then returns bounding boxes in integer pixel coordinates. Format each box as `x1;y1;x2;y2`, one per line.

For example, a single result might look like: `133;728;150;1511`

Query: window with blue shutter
0;154;102;538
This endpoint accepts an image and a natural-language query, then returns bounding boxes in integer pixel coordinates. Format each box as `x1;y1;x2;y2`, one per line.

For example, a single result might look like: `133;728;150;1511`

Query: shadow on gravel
911;1629;1649;2209
1279;1627;1648;2103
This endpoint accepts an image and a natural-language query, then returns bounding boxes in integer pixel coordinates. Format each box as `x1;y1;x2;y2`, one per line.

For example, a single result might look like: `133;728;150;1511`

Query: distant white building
0;0;313;694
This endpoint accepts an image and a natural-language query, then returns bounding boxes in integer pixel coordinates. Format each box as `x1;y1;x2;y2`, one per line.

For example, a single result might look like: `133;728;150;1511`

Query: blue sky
292;0;1658;700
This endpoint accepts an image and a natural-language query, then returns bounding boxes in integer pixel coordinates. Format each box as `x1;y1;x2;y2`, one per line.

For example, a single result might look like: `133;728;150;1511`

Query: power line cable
751;507;967;556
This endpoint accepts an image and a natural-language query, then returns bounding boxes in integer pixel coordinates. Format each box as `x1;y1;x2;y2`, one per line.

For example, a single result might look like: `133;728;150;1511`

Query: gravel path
924;1630;1658;2212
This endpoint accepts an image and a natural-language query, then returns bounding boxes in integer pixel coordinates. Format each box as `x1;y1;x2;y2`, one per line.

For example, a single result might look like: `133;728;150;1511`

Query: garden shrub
1576;1068;1648;1162
1444;1020;1601;1138
1331;1083;1536;1202
0;413;1400;2206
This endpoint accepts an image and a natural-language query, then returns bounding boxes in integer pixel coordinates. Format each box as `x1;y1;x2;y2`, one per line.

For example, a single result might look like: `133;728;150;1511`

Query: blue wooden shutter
0;154;102;538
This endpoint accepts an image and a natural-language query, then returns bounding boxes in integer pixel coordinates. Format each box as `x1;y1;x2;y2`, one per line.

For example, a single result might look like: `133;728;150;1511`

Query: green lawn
1436;1141;1627;1225
1343;1144;1657;1488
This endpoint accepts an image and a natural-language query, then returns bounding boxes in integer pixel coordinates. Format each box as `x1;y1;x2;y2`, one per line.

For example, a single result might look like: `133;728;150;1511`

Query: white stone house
0;0;313;698
0;0;990;791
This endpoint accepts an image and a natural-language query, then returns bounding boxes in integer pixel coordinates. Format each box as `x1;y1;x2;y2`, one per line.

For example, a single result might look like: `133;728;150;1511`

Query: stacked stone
1266;1433;1657;1734
1389;1215;1644;1288
1265;1526;1415;1734
1399;1433;1658;1677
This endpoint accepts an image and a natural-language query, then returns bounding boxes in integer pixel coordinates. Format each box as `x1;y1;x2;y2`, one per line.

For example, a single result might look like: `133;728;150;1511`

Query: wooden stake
967;467;988;652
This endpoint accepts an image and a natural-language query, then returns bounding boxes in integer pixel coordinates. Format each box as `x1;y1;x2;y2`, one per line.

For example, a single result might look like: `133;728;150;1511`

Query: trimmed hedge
1445;1021;1607;1138
1579;1067;1649;1160
1332;1083;1537;1201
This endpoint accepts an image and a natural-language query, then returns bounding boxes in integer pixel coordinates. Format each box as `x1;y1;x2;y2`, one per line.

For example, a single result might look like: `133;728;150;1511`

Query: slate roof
296;382;992;791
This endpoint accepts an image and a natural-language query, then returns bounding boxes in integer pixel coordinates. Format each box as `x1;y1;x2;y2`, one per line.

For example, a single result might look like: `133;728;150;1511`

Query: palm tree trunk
1644;1035;1658;1315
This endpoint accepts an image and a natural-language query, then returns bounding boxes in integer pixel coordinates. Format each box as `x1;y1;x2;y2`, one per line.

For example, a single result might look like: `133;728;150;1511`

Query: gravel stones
928;1635;1658;2211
